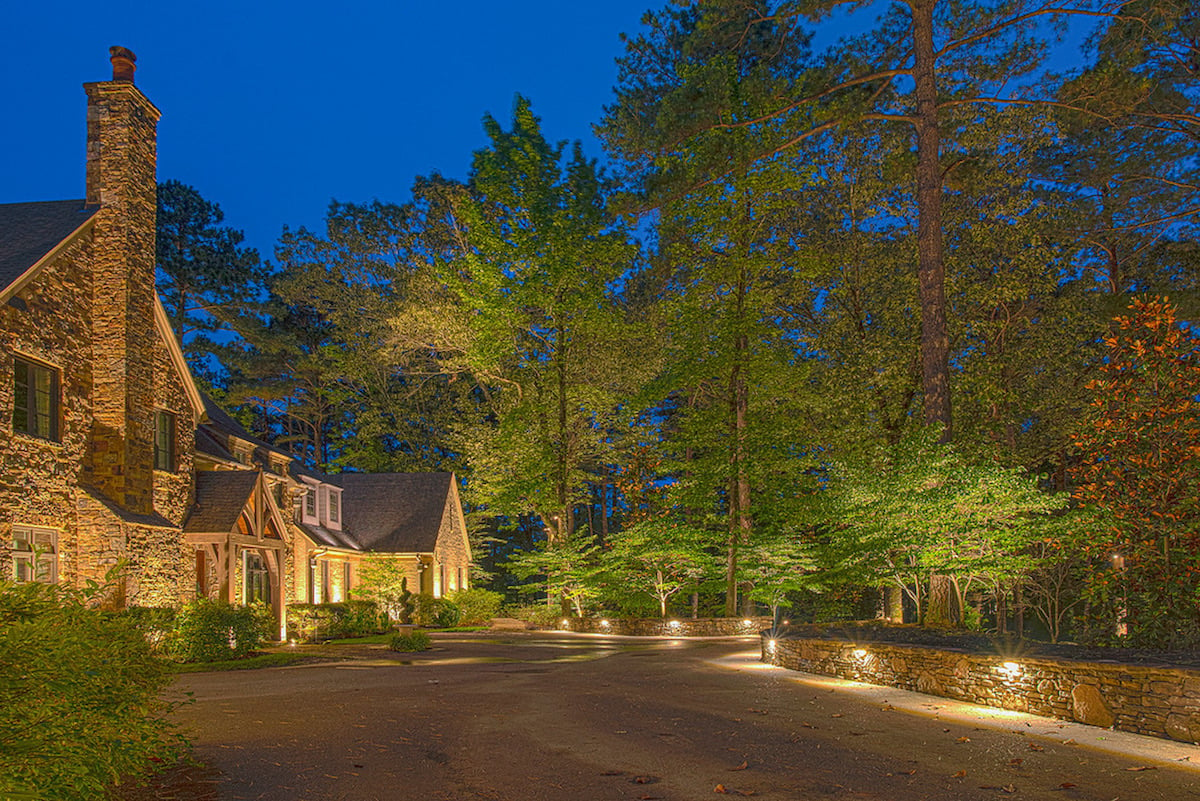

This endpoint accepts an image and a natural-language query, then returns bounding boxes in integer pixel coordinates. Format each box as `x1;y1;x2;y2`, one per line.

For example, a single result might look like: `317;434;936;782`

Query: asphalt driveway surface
159;632;1200;801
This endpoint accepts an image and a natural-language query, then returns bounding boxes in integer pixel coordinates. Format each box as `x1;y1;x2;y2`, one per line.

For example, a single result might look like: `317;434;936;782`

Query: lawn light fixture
742;619;753;627
561;619;570;628
852;648;868;660
782;619;790;626
1111;553;1125;569
668;619;681;628
767;639;777;653
600;619;610;628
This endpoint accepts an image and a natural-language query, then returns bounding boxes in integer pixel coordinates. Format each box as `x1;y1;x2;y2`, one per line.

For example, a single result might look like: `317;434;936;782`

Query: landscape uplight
999;661;1022;678
668;619;681;628
600;619;610;628
852;648;868;659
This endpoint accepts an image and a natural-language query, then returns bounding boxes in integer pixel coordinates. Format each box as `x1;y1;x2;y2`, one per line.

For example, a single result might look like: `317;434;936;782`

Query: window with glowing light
326;488;340;525
13;356;59;441
13;525;57;583
244;551;270;605
303;485;317;521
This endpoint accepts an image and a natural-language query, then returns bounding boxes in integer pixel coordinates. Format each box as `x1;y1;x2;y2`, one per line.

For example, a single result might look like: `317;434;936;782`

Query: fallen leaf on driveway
1125;766;1156;772
1009;759;1024;766
715;784;728;794
956;737;971;743
728;761;748;771
1052;783;1077;790
801;722;816;729
953;771;966;778
1028;743;1045;752
831;713;844;718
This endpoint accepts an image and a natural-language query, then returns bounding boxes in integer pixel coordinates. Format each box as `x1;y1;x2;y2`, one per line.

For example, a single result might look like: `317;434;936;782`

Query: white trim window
13;525;57;583
302;482;318;524
325;487;341;529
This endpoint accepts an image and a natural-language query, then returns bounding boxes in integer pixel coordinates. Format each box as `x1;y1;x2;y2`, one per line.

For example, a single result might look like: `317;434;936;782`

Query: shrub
120;605;178;652
412;594;460;628
286;601;387;642
166;598;262;662
446;588;502;625
389;630;432;652
0;579;184;800
503;603;560;628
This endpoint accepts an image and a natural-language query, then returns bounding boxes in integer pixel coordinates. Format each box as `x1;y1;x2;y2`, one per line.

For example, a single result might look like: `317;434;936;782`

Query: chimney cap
109;46;137;83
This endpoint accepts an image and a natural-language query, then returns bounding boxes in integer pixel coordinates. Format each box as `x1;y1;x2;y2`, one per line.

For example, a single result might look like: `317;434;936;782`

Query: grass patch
169;652;311;673
320;632;395;645
430;625;490;633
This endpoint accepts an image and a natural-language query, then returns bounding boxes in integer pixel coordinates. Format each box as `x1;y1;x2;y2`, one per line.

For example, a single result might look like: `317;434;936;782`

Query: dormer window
302;484;318;523
327;488;340;525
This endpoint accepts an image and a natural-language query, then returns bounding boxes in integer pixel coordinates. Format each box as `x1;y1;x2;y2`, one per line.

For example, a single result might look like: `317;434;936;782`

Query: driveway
152;631;1199;800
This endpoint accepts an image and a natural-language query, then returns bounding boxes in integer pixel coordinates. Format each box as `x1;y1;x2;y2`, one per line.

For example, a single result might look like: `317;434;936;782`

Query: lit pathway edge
711;648;1200;771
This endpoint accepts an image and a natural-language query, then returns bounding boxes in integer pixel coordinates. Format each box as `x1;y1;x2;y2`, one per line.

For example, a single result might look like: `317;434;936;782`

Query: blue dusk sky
1;0;658;258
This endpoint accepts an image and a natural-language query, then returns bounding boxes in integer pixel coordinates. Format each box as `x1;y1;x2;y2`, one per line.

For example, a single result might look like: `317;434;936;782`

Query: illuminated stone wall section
763;635;1200;744
84;50;161;516
0;235;96;583
151;336;195;525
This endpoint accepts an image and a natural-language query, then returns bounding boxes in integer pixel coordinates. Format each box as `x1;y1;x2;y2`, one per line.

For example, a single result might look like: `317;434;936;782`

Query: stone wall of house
151;335;195;525
0;234;95;584
433;483;470;596
558;616;773;636
763;635;1200;744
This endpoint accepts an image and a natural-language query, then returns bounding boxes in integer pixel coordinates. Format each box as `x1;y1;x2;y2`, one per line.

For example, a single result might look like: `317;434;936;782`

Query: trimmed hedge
287;600;388;642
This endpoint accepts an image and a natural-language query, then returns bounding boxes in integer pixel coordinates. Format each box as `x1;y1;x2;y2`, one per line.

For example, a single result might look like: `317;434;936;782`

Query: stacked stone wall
763;635;1200;744
151;336;195;526
0;236;95;584
556;616;773;636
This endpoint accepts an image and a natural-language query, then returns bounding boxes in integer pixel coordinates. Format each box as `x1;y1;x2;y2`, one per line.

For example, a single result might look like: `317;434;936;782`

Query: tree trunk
911;0;951;437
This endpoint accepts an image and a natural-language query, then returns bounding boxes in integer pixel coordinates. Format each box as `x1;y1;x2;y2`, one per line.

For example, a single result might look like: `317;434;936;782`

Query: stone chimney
83;46;161;514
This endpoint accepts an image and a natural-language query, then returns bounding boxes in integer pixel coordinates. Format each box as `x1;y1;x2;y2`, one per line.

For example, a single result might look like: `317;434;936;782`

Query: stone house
0;47;471;637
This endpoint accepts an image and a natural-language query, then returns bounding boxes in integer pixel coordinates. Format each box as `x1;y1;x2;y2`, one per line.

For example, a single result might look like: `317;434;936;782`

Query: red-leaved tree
1072;296;1200;648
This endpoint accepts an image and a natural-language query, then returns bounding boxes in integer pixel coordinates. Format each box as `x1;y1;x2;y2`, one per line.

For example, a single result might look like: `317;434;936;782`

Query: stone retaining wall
763;635;1200;744
555;616;773;637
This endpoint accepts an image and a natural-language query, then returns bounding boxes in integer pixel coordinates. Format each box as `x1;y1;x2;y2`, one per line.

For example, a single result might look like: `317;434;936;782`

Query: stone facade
1;49;472;631
763;635;1200;744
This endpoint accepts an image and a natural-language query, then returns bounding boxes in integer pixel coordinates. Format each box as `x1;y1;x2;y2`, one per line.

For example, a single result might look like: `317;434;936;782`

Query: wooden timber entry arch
183;470;291;638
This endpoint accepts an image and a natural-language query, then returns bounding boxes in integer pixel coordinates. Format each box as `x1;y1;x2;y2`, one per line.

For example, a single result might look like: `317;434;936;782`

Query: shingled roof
0;200;97;292
184;470;261;533
337;473;454;553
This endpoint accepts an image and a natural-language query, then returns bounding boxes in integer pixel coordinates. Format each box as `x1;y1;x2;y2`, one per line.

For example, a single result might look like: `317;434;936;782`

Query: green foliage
739;532;820;618
286;601;387;642
119;605;178;652
389;630;432;652
165;598;263;663
827;427;1068;624
411;594;460;628
505;536;605;617
605;520;714;617
502;603;560;628
352;557;415;623
0;580;184;800
446;588;502;625
155;179;265;383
